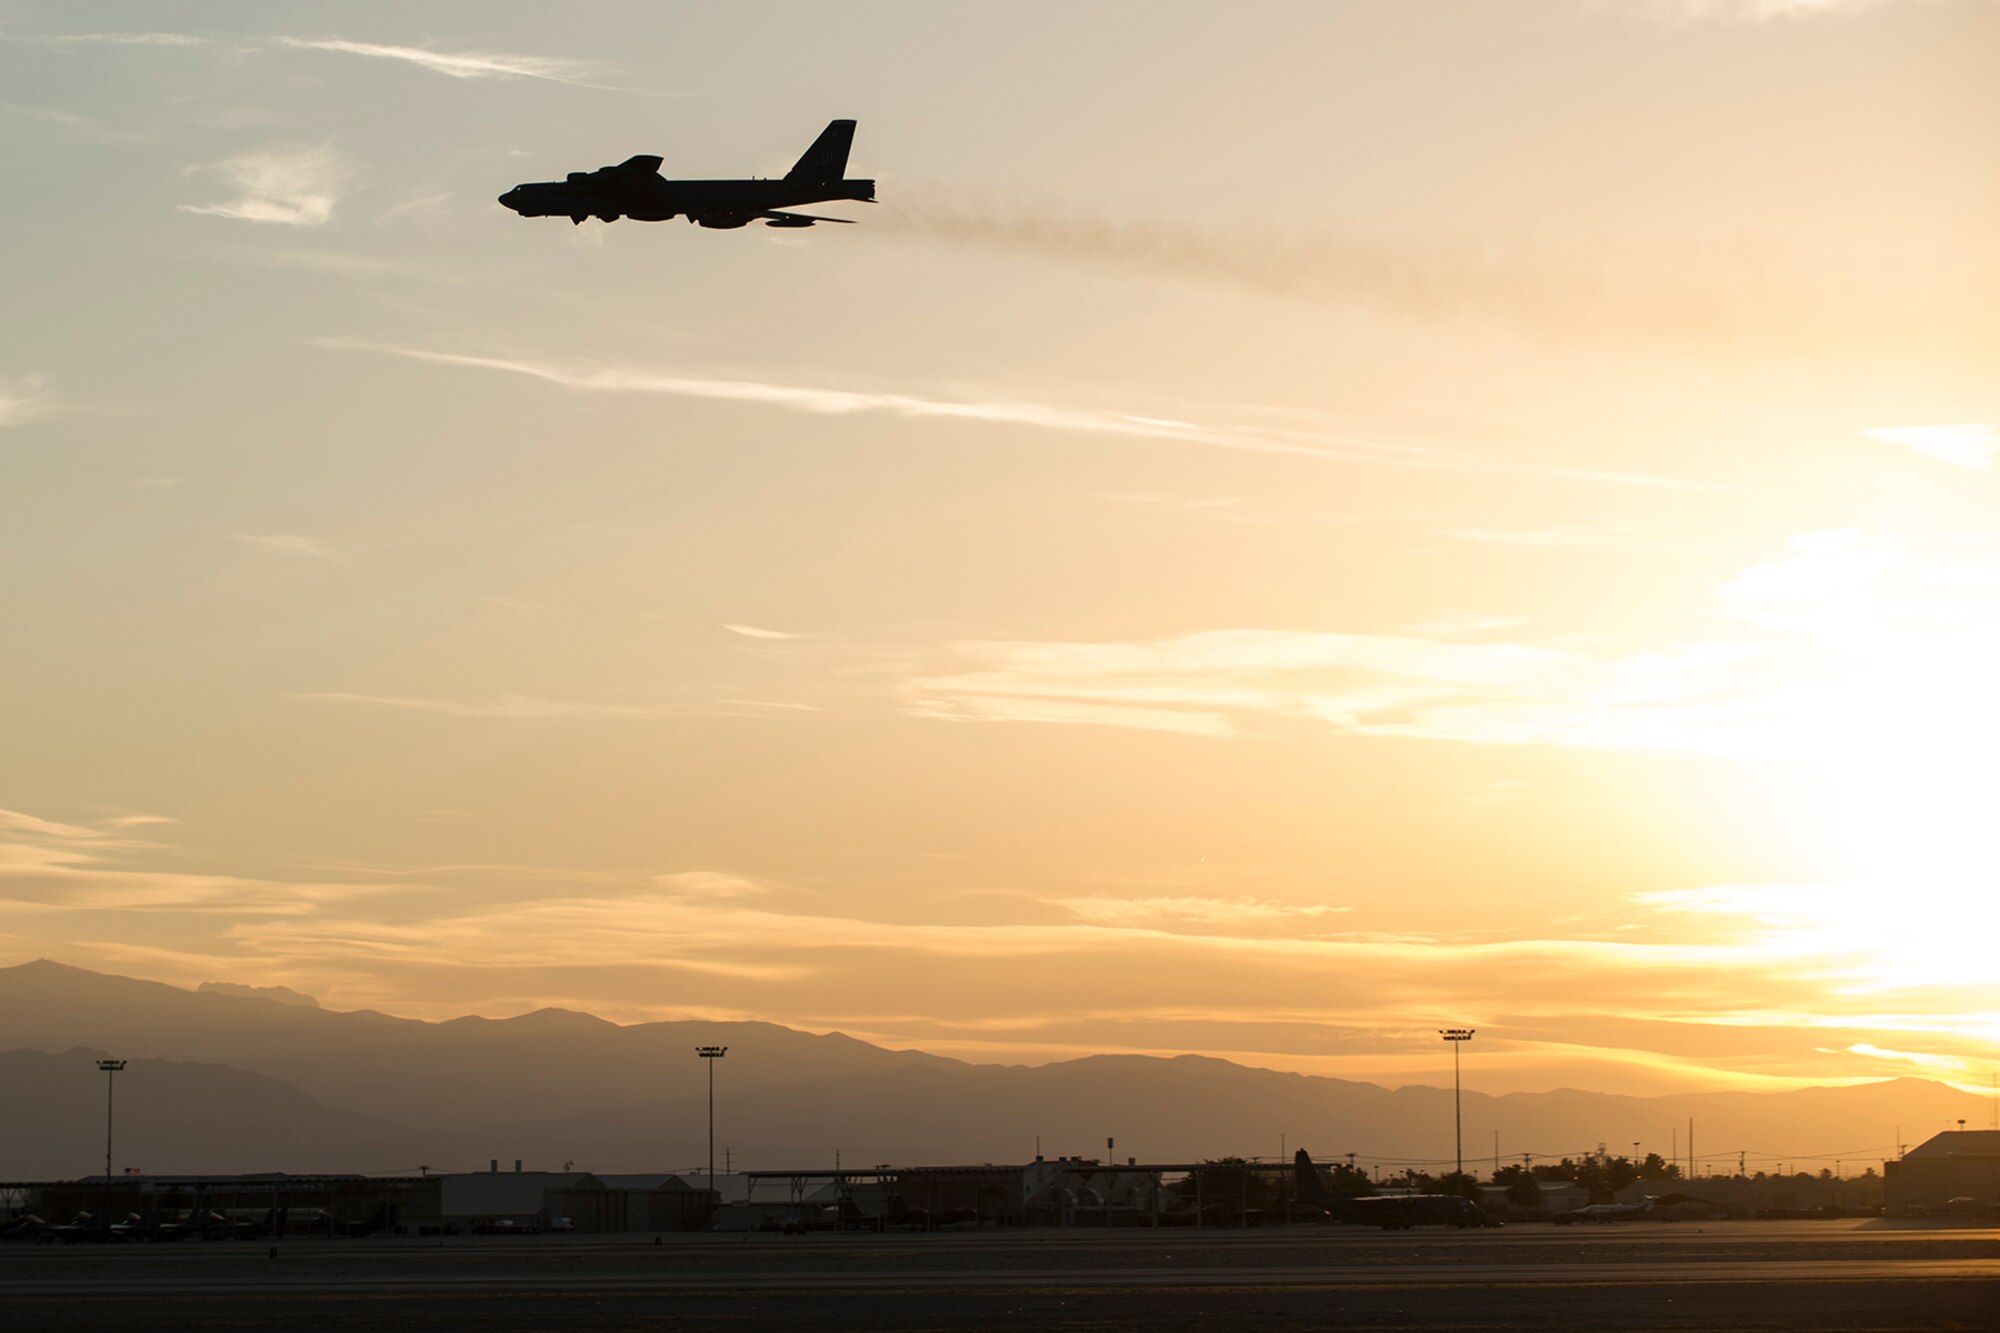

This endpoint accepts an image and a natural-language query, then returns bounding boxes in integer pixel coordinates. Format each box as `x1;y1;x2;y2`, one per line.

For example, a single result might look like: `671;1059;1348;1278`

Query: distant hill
0;960;1983;1180
0;1047;413;1177
197;981;321;1008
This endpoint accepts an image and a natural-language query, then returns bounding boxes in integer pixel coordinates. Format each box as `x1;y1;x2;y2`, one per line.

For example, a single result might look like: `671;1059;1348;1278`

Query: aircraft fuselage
500;173;873;228
501;121;871;229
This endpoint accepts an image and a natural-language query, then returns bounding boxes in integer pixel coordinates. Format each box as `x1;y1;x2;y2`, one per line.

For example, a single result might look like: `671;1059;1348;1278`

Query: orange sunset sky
2;0;1996;1097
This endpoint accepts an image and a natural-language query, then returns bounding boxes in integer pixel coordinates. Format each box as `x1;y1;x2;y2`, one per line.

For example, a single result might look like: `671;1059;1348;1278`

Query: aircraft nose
498;188;521;210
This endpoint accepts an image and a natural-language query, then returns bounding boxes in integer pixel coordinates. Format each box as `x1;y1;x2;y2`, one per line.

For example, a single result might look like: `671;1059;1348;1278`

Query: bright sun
1722;531;2000;999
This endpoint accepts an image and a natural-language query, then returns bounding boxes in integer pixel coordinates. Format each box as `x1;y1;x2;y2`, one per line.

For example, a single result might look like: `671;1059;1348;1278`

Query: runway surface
5;1219;1996;1330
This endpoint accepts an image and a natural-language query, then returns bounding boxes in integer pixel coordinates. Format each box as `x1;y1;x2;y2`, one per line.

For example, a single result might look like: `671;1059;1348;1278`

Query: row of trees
1303;1152;1681;1203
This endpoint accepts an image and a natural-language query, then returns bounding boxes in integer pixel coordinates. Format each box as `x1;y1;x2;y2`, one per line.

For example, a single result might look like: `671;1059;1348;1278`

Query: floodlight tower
1438;1029;1475;1182
696;1046;728;1225
96;1059;126;1182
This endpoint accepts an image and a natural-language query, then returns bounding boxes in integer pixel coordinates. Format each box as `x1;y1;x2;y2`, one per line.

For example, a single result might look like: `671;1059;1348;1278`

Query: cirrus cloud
269;36;619;89
1864;423;1998;470
182;142;348;227
0;373;52;428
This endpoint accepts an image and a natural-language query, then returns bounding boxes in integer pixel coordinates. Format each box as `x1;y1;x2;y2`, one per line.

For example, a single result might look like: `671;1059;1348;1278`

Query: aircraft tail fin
1293;1149;1331;1209
786;119;856;182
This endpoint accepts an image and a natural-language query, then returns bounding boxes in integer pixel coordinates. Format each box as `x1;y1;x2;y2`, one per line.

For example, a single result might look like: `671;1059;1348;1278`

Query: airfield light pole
1439;1030;1474;1183
697;1046;728;1227
96;1059;126;1183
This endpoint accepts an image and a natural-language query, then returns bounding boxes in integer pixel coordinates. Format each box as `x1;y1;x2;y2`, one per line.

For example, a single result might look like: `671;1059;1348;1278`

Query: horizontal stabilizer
786;119;855;182
761;210;856;227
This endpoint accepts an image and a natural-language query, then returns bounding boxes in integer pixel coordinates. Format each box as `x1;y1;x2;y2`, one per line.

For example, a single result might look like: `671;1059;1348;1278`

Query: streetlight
696;1046;727;1226
96;1059;126;1183
1438;1029;1474;1183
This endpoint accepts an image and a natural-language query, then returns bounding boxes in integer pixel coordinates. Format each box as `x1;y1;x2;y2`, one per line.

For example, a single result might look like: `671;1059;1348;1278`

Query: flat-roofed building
1885;1131;2000;1216
407;1169;715;1233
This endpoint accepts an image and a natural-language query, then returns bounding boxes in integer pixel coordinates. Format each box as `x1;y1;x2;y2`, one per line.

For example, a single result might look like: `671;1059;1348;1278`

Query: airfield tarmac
4;1219;1996;1331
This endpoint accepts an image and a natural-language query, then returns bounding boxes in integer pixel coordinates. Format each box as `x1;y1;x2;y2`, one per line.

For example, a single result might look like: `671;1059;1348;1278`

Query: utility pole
96;1059;126;1182
1107;1137;1115;1229
696;1046;727;1228
1438;1029;1474;1183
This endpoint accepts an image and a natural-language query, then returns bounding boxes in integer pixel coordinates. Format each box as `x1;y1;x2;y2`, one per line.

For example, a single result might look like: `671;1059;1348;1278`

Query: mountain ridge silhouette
0;961;1978;1180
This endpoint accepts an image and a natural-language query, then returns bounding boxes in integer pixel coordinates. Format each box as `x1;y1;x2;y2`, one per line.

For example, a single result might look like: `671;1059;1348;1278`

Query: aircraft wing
760;210;857;227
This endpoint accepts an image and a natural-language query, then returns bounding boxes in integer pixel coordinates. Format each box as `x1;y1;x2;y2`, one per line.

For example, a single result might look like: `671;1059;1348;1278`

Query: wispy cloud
0;807;400;916
721;623;804;640
1864;423;1998;470
299;690;829;723
655;871;772;901
1637;0;1905;22
1718;529;1896;632
908;527;2000;763
6;793;1988;1086
230;533;349;563
315;342;1382;464
182;142;348;227
1638;876;2000;1002
0;30;205;47
100;814;177;830
298;692;685;720
0;808;103;842
203;868;1972;1088
1845;1042;1965;1073
0;374;50;428
1053;895;1351;931
313;341;1681;487
905;627;1769;754
377;193;450;223
270;36;615;89
915;691;1238;738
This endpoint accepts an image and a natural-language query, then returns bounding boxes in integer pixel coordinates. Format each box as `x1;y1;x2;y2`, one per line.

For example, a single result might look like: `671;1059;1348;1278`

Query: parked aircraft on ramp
499;119;873;228
1554;1197;1657;1224
1292;1150;1500;1229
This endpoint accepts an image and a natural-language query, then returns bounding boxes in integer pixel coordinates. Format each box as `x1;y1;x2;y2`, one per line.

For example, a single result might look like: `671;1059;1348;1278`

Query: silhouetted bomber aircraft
1292;1150;1500;1229
498;119;873;228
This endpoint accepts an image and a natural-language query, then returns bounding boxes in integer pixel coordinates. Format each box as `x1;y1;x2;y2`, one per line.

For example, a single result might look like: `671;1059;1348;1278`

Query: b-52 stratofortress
1292;1151;1501;1229
498;119;873;228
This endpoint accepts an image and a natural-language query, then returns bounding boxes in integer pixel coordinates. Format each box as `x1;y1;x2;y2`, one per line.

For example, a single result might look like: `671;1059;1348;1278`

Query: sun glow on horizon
1629;529;2000;1036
